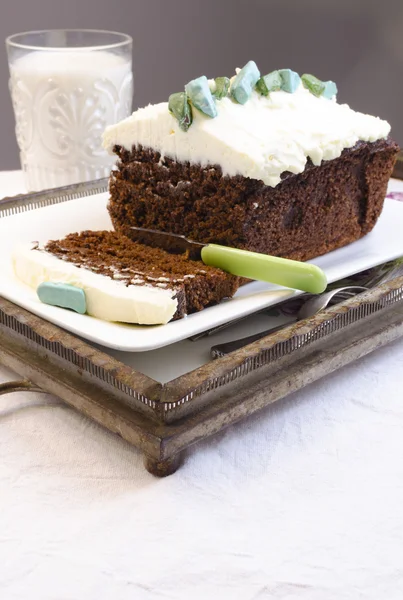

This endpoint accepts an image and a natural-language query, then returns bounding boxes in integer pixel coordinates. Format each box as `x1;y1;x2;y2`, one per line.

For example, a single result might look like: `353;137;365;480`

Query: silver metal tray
1;178;403;476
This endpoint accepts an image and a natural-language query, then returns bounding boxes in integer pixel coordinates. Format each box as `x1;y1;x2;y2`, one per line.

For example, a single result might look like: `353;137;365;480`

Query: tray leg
144;453;182;477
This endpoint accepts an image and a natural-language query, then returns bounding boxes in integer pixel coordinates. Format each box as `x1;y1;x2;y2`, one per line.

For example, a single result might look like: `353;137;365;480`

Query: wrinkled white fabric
1;171;403;600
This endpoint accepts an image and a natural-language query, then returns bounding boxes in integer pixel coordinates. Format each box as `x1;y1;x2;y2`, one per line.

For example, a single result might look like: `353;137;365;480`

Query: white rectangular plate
1;192;403;352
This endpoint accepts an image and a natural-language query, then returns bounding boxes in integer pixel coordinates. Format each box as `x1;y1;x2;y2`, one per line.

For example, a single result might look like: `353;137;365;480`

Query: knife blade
129;226;327;294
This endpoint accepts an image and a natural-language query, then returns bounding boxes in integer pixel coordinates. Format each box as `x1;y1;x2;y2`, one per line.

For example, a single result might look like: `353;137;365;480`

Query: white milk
9;50;133;190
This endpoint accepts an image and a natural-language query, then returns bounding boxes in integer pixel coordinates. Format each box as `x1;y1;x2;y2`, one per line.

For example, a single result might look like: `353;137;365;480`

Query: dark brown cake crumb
108;139;399;261
44;231;240;320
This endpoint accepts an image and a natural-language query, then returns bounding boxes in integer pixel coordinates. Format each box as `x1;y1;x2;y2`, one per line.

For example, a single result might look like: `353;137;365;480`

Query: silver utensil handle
210;320;295;358
210;289;360;357
188;309;269;341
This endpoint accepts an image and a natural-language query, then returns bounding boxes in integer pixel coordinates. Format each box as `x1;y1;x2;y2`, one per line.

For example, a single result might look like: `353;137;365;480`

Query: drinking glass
6;29;133;191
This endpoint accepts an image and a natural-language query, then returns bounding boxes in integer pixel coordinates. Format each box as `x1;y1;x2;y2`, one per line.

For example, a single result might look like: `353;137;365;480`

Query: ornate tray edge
0;296;162;419
0;177;109;217
161;278;403;422
2;276;403;426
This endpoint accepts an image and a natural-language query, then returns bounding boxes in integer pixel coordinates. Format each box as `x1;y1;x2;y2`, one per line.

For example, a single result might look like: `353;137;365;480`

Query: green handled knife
129;226;327;294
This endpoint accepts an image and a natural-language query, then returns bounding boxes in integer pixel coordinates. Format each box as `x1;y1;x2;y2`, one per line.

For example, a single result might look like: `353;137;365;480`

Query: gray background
1;0;402;170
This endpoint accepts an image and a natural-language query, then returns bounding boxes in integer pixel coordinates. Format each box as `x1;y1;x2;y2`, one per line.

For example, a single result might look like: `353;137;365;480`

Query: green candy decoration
278;69;301;93
256;70;282;96
231;60;261;104
323;80;337;99
185;75;217;118
167;63;338;131
168;92;193;131
37;282;87;314
213;76;230;99
301;73;326;97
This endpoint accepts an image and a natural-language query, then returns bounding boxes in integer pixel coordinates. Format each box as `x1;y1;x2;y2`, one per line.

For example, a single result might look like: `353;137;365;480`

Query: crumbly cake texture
44;231;240;319
108;138;399;262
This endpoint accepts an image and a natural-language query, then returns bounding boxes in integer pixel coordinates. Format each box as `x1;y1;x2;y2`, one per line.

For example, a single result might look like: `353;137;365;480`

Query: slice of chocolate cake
103;63;399;262
12;231;240;325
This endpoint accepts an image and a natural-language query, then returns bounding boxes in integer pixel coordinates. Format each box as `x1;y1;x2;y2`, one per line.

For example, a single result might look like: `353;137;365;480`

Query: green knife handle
201;244;327;294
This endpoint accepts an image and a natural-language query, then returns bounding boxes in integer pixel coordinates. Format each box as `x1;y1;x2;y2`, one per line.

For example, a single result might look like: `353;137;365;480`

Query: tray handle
0;380;43;396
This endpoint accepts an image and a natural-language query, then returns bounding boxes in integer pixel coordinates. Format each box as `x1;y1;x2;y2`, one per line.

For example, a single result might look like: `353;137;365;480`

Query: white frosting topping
103;85;391;187
12;245;178;325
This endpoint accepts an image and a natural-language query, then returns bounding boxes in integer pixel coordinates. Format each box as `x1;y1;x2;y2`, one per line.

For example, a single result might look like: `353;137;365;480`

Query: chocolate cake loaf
12;231;239;325
108;138;397;261
103;63;399;261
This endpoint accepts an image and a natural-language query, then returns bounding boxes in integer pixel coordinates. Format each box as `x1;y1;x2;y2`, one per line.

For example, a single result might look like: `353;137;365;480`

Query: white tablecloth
1;171;403;600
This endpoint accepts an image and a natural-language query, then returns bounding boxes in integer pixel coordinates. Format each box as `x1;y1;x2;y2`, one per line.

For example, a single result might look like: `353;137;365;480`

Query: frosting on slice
12;245;178;325
103;84;391;187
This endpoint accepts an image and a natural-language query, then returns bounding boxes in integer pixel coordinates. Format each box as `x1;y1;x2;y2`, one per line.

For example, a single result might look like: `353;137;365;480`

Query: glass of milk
6;29;133;191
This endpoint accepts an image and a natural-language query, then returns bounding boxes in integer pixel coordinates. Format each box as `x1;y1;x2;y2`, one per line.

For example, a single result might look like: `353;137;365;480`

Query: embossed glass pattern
6;30;133;191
